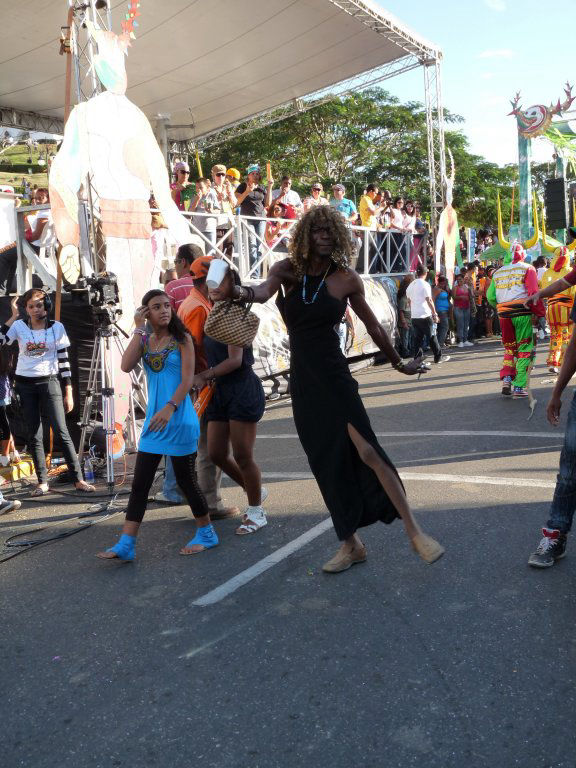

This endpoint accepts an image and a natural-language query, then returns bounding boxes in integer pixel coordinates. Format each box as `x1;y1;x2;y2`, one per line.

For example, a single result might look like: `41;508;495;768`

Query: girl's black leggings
126;450;208;524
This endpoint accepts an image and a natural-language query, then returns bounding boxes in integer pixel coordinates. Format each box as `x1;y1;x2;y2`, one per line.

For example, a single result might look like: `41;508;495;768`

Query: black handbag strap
228;299;253;320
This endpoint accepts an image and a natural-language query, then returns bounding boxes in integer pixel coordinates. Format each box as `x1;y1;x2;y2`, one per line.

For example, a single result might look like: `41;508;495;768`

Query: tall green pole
518;133;532;242
555;153;566;244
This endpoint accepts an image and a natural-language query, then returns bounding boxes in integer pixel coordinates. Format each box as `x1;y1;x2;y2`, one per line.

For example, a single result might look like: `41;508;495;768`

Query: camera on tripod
78;272;122;326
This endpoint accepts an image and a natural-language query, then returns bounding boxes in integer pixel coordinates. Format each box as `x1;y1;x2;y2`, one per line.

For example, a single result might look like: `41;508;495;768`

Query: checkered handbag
204;300;260;347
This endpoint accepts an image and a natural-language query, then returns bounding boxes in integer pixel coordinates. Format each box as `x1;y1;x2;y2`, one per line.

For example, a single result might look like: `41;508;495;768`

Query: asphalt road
1;338;576;768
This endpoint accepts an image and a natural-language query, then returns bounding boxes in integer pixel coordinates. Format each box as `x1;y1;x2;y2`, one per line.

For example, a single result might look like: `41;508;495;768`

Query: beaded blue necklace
301;264;331;305
143;335;177;372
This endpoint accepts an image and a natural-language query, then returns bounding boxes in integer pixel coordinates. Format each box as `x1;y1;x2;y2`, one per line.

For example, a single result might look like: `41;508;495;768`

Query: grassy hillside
0;142;57;192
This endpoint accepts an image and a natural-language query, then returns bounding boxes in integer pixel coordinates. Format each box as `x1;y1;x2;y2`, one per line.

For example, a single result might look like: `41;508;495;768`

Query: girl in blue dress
97;289;216;562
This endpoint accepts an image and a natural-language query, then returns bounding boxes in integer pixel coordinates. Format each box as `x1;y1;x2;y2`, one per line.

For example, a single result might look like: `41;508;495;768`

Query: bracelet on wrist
167;400;178;411
133;328;146;336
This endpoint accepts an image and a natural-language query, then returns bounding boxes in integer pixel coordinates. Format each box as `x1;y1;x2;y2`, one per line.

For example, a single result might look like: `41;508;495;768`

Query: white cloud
478;48;514;59
484;0;506;10
478;95;507;108
481;72;495;80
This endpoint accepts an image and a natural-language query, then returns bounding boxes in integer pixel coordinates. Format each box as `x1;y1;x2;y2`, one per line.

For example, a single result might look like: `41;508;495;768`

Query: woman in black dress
233;206;444;573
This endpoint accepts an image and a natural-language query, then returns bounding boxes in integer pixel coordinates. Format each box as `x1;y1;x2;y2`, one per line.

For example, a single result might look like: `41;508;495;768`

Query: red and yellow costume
540;247;575;370
486;244;545;388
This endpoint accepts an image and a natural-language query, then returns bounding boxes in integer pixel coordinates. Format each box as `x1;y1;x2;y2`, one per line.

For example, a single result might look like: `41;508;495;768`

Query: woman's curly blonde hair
288;205;356;279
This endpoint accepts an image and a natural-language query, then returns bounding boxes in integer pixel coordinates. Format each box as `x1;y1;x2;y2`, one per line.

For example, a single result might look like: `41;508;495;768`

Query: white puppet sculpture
435;149;459;283
49;8;192;325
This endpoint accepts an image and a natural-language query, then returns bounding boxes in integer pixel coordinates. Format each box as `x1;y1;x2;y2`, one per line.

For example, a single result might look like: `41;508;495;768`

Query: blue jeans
163;456;184;503
547;391;576;533
436;311;449;347
454;307;470;343
398;325;413;357
246;219;266;276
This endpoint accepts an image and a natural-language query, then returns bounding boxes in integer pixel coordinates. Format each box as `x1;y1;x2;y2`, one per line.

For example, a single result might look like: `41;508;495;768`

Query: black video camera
74;272;122;327
84;272;120;307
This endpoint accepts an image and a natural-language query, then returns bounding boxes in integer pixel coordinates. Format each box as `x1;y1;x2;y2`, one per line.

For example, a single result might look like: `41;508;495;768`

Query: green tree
199;88;517;228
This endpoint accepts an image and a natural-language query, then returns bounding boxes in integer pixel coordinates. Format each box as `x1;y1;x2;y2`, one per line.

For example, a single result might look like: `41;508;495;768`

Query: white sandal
235;507;267;536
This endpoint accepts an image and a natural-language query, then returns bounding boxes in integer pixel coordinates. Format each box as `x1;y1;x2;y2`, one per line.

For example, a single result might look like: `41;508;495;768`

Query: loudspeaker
544;177;568;230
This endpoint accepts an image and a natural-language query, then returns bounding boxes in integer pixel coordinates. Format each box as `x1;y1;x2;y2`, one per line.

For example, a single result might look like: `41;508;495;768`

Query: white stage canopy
0;0;446;223
0;0;440;138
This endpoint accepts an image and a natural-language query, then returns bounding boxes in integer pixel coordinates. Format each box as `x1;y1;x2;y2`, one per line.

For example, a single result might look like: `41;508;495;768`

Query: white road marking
261;471;556;489
257;430;563;440
194;470;555;606
192;518;333;607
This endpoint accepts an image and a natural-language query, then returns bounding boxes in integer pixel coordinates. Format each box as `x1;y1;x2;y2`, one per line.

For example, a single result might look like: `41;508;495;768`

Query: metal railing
177;210;423;280
9;206;424;293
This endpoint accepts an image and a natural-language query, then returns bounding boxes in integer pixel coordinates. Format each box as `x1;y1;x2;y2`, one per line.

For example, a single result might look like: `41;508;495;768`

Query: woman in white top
0;289;94;495
389;196;405;229
402;200;417;234
302;183;329;212
25;188;52;252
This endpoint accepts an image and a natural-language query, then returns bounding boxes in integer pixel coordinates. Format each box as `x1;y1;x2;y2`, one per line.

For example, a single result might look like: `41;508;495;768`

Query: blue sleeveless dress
138;342;200;456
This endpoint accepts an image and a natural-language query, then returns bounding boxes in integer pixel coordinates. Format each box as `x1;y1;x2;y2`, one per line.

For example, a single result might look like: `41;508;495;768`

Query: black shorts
206;372;265;423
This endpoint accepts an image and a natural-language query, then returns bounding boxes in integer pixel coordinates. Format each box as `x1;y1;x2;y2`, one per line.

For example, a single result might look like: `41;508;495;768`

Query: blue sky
375;0;575;167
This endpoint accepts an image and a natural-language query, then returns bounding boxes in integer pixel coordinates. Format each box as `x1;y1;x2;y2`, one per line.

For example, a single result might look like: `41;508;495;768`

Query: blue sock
184;524;219;550
106;533;136;561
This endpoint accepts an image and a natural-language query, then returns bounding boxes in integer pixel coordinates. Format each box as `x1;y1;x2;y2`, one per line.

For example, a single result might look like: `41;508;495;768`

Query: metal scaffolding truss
424;56;446;234
67;0;113;274
185;54;424;153
325;0;439;59
0;108;64;136
69;1;112;105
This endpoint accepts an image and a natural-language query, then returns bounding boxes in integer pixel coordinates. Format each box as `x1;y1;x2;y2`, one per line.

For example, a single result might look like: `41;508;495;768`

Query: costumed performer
229;206;444;573
486;243;545;398
539;247;575;374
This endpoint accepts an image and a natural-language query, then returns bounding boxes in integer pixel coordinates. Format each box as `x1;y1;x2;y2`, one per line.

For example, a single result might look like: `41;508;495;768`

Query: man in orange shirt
154;255;240;519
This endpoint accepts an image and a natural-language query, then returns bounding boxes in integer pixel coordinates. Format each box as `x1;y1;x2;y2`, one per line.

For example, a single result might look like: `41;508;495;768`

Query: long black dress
277;271;402;541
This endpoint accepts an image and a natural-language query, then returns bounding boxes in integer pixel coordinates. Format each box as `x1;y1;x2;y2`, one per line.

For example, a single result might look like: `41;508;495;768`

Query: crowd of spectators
166;162;431;273
396;259;514;359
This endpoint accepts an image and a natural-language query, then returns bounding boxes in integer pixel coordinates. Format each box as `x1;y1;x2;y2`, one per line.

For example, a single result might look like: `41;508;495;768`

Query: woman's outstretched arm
346;271;426;376
232;259;294;304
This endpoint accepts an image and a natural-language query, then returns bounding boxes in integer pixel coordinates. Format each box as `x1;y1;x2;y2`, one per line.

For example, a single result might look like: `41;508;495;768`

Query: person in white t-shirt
0;289;94;495
25;188;53;252
272;176;303;214
406;264;450;364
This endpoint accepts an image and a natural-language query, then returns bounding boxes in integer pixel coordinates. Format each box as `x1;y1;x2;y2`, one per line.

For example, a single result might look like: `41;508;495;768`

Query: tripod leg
78;330;102;464
100;333;116;494
113;332;146;453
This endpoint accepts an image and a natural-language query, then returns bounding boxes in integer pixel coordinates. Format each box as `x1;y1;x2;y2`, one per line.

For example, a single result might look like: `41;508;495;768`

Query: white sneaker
0;499;22;515
458;342;464;348
151;491;184;505
464;341;474;347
